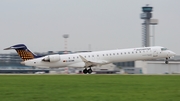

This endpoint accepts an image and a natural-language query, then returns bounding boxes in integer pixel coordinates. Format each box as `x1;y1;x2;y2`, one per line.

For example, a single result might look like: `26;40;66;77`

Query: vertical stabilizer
4;44;39;61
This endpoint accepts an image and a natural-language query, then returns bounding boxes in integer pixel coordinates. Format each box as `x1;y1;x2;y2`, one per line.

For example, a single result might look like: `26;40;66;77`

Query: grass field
0;75;180;101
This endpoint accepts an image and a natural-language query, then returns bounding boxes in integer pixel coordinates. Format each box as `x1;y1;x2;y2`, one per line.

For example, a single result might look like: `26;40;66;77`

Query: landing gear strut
83;67;93;74
165;58;169;64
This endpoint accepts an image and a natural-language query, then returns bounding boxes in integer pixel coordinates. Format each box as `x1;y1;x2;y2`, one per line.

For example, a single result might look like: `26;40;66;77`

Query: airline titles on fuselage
134;48;151;51
134;48;152;57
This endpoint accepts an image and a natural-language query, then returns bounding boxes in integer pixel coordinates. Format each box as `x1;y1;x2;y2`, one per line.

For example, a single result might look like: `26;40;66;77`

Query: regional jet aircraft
4;44;176;74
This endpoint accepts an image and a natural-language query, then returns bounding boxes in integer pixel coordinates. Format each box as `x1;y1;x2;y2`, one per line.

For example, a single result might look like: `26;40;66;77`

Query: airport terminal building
135;57;180;74
105;56;180;74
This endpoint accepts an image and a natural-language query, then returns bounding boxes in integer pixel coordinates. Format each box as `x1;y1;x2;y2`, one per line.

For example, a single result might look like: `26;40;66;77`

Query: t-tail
4;44;39;61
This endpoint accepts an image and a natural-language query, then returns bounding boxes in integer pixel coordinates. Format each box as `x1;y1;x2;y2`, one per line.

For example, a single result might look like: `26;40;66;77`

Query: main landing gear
165;57;169;64
83;68;93;74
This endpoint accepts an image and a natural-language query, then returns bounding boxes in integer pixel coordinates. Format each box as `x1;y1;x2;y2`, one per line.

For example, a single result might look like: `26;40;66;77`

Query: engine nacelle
42;54;60;62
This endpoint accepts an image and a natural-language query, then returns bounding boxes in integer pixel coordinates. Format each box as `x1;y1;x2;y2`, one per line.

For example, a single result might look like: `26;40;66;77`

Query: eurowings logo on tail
4;44;39;61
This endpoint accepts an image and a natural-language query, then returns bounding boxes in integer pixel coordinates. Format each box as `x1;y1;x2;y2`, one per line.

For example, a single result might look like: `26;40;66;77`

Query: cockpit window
161;48;168;51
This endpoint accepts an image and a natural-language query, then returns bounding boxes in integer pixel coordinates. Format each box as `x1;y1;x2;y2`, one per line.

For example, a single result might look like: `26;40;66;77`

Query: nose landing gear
165;58;169;64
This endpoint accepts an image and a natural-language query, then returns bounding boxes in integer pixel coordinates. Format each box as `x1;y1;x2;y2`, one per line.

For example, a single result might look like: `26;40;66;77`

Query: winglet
79;55;94;67
79;55;88;62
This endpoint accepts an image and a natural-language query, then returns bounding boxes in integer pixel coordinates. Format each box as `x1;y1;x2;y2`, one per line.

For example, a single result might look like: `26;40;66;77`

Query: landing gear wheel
165;61;168;64
83;68;88;74
165;58;169;64
87;68;93;74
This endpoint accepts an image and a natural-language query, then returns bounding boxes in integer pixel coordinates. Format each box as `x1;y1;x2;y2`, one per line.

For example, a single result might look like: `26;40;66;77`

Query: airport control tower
140;5;152;47
140;5;158;47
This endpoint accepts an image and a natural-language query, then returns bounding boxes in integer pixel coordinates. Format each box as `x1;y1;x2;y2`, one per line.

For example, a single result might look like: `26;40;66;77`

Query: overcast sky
0;0;180;54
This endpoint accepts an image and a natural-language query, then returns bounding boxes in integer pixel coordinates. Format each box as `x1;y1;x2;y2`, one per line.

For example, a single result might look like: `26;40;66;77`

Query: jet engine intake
42;55;60;62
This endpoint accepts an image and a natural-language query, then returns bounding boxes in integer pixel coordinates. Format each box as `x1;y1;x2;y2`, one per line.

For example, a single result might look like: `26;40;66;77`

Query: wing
79;55;110;67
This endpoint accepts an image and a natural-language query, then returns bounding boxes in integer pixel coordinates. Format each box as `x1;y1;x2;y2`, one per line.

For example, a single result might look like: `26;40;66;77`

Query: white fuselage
22;46;176;68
